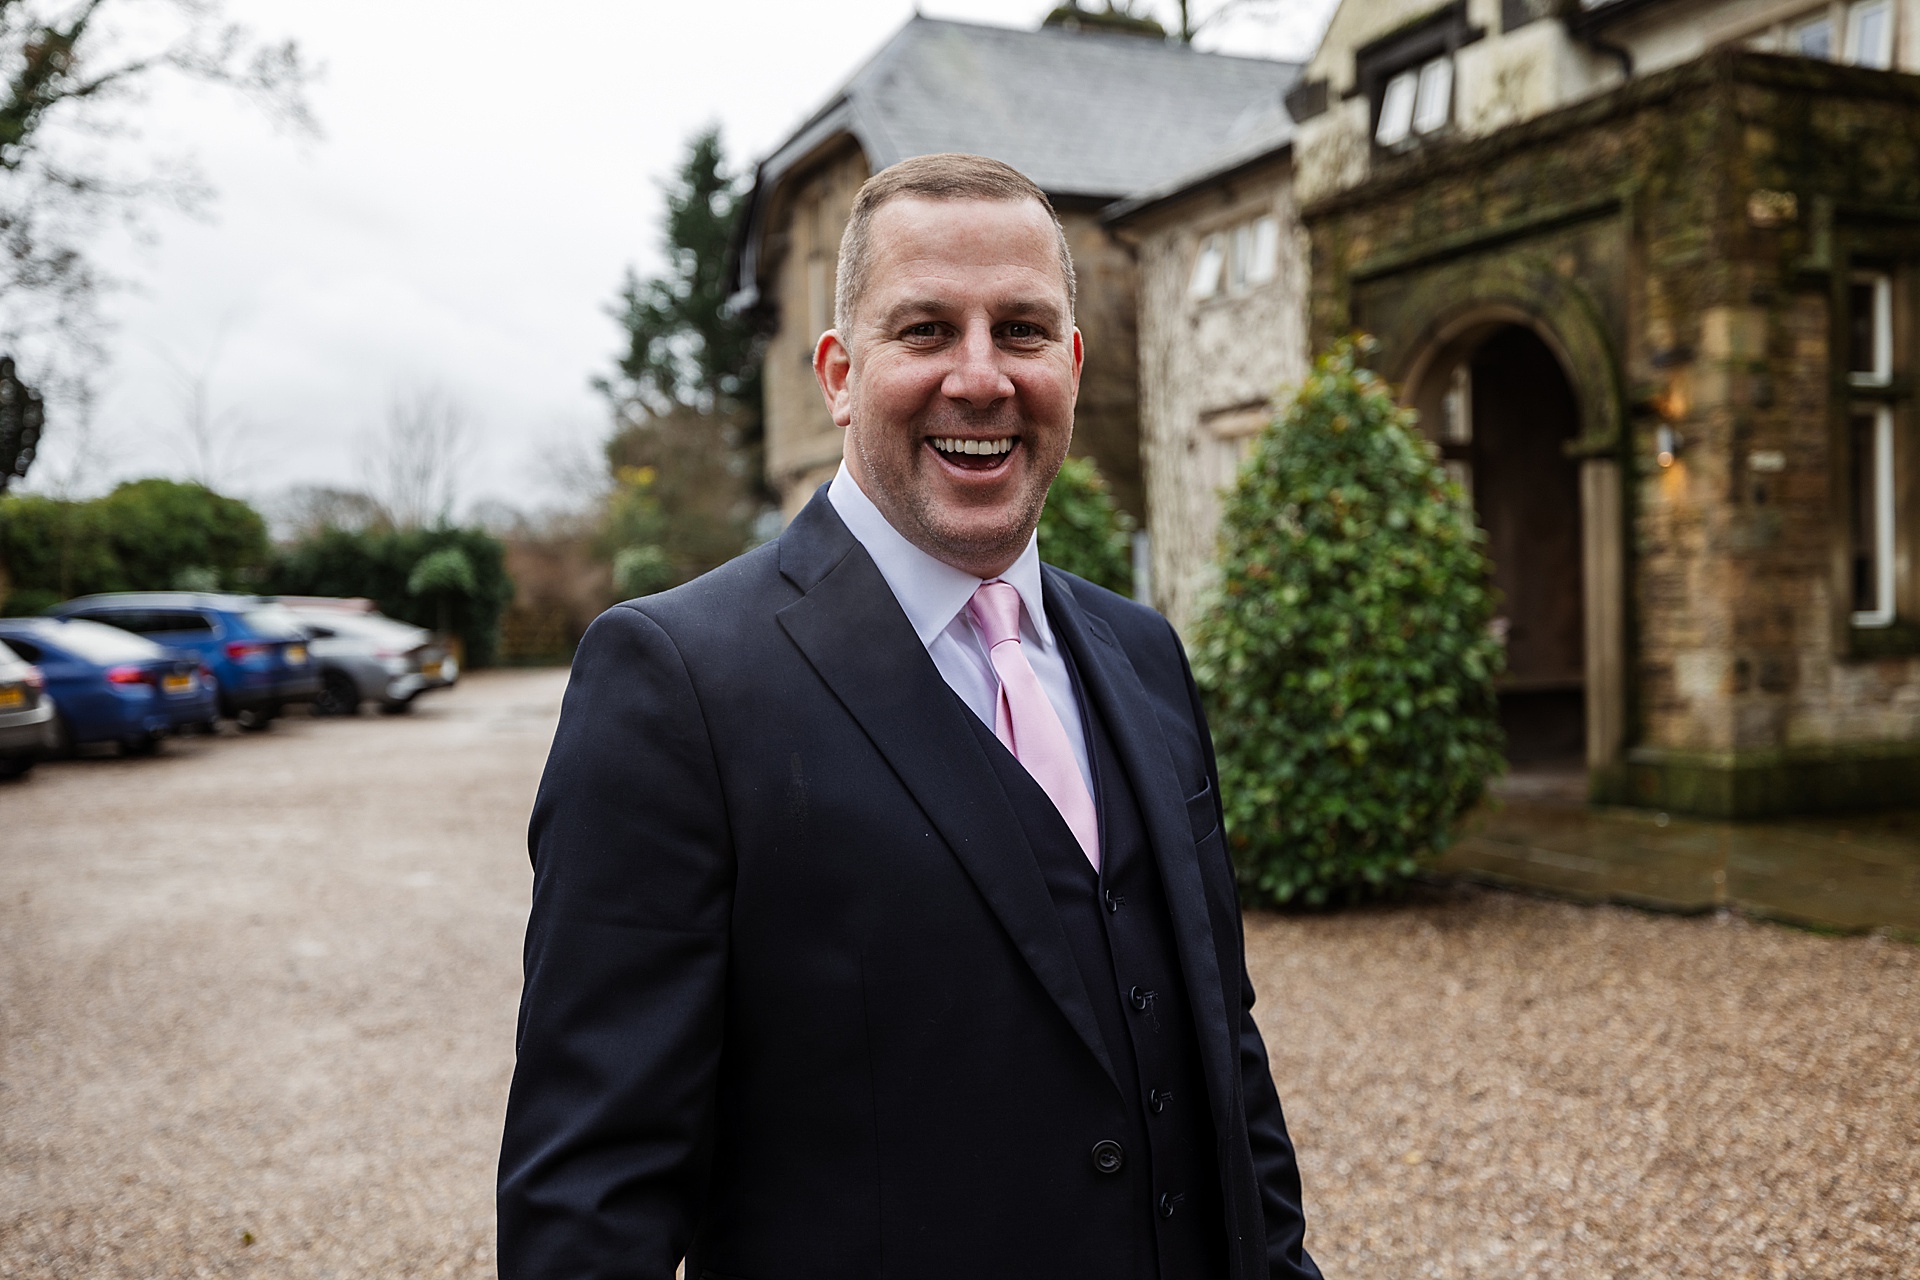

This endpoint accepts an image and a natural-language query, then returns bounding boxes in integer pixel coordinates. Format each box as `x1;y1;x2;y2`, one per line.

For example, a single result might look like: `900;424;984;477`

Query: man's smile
928;436;1019;472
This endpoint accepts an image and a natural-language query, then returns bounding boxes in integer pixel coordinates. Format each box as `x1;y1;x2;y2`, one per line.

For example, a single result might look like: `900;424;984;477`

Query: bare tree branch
359;386;472;531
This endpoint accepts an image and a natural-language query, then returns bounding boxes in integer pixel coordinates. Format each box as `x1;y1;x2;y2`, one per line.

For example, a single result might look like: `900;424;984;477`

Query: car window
73;608;152;634
149;610;216;635
36;619;167;663
0;638;22;666
240;605;306;640
0;635;43;662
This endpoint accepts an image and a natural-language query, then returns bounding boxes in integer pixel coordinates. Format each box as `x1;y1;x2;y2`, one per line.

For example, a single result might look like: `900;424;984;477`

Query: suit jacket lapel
1042;568;1238;1119
774;493;1119;1090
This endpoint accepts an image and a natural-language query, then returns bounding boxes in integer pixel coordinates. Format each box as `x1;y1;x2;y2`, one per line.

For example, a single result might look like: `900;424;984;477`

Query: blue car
51;592;320;730
0;617;219;756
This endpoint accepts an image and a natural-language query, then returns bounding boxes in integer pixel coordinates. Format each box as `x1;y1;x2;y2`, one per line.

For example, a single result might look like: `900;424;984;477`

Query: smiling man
498;154;1320;1280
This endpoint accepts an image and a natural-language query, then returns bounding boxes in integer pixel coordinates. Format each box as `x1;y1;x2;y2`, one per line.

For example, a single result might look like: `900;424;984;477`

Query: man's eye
1003;323;1045;340
903;323;943;339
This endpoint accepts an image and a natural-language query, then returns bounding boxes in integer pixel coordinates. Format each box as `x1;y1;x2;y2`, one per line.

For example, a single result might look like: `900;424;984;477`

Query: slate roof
1103;96;1296;225
732;16;1301;301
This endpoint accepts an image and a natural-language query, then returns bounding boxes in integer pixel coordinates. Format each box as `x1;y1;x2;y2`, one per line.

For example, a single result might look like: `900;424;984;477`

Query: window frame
1188;213;1283;304
1835;257;1913;649
1844;0;1894;67
1352;1;1481;156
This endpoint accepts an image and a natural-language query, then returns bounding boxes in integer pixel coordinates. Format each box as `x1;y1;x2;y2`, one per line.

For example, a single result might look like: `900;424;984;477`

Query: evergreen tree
594;127;763;595
1192;341;1505;907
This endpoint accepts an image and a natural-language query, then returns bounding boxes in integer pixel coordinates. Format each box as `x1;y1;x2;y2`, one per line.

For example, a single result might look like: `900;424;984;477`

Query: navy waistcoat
964;650;1226;1280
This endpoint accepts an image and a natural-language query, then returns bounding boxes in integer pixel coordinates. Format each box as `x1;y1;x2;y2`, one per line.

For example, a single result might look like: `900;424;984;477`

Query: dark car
0;637;58;778
0;618;219;756
51;592;320;730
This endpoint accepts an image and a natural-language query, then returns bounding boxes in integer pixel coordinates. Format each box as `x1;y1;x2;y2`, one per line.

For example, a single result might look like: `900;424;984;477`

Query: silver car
287;606;459;716
0;637;57;779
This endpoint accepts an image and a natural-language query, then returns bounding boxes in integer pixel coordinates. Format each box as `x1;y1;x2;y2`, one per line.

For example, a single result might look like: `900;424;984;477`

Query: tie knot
967;580;1024;647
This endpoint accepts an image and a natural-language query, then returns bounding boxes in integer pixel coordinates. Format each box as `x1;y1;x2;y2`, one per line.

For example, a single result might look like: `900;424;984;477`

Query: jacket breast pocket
1184;777;1219;844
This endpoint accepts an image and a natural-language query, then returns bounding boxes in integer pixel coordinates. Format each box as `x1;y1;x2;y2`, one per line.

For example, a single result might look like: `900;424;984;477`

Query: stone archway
1366;267;1627;780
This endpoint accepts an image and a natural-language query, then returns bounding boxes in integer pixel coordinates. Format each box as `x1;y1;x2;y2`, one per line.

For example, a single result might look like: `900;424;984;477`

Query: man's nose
941;323;1014;407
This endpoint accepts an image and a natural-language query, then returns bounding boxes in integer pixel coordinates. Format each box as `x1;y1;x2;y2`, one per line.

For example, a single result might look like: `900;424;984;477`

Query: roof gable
735;16;1301;297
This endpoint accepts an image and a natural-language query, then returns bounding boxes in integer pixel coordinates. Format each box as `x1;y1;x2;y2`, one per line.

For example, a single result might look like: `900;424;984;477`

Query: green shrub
1038;455;1134;595
1191;340;1505;907
265;525;513;666
0;479;269;612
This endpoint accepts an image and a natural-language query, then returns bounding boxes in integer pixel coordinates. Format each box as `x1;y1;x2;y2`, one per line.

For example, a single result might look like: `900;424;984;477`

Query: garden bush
1191;340;1505;907
265;525;513;666
1038;454;1134;595
0;479;269;614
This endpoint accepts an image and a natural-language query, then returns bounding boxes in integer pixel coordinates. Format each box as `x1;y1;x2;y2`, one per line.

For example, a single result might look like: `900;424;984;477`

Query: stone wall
1118;156;1310;634
1306;52;1920;813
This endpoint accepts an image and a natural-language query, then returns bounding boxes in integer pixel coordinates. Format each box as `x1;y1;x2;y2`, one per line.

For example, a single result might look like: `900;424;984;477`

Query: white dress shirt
828;464;1093;794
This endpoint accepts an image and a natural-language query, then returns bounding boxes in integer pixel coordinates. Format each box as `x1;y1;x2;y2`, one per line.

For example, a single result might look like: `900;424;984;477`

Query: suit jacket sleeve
498;604;733;1279
1179;642;1323;1280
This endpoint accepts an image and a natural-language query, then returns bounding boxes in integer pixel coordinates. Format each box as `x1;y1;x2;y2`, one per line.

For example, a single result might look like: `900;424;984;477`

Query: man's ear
1070;327;1084;401
814;331;854;428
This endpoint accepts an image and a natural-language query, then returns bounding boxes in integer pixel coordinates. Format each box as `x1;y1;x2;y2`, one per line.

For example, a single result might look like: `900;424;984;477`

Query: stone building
1130;0;1920;814
1106;112;1308;632
728;14;1300;522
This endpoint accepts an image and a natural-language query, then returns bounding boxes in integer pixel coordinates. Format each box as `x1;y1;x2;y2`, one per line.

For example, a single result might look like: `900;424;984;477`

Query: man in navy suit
498;153;1321;1280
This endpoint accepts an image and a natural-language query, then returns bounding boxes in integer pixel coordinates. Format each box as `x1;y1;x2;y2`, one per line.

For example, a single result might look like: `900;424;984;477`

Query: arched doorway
1413;322;1587;769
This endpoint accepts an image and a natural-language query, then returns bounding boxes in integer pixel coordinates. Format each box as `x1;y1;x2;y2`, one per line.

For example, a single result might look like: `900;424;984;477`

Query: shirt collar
828;463;1054;652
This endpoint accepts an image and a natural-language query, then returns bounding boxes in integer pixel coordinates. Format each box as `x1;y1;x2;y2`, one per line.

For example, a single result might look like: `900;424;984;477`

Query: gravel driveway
2;669;1914;1277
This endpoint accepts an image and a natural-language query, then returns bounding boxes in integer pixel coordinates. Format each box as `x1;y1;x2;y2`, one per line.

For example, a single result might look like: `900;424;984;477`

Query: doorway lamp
1655;424;1683;468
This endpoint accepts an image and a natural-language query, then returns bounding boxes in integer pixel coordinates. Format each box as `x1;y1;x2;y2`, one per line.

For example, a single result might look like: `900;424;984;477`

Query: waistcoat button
1090;1139;1125;1174
1149;1088;1171;1114
1159;1191;1184;1218
1130;985;1156;1011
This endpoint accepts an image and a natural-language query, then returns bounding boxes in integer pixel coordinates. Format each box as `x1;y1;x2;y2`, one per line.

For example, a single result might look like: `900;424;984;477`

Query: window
1850;407;1896;626
1375;70;1418;146
1413;58;1455;135
1792;13;1834;57
1775;1;1897;66
1845;0;1893;66
147;611;215;636
1377;56;1454;147
1190;216;1281;301
1355;1;1479;150
1850;271;1893;385
1188;235;1225;300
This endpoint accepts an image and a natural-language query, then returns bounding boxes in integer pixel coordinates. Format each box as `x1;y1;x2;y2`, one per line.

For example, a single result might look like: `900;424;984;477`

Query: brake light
225;641;269;662
22;666;43;690
106;665;152;685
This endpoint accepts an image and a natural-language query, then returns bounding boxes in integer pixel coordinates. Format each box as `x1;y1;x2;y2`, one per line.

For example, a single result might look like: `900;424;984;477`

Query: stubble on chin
858;434;1051;577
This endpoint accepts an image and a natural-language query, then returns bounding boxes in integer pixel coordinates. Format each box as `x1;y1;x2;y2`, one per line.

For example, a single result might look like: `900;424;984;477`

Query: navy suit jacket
498;489;1319;1279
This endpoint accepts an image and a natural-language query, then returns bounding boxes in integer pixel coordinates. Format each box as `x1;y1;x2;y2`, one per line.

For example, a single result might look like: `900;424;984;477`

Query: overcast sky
29;0;1335;516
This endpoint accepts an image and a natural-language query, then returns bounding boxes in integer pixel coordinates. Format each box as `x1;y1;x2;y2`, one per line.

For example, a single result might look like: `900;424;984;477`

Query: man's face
815;195;1082;579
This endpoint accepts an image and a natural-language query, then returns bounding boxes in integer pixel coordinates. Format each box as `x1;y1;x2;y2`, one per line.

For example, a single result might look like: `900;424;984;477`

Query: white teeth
932;437;1013;456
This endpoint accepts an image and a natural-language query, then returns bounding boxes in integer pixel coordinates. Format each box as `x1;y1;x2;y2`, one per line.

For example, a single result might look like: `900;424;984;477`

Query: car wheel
236;707;278;732
121;732;162;757
44;711;73;759
313;670;362;718
0;755;33;780
379;697;415;716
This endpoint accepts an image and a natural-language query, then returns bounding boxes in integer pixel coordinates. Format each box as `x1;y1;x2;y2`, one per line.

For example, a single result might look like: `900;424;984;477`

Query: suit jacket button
1091;1140;1125;1174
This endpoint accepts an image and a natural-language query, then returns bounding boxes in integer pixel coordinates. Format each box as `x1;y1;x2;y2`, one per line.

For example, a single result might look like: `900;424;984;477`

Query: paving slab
1441;778;1920;933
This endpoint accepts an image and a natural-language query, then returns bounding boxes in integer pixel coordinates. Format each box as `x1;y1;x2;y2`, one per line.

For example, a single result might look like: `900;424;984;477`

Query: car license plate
422;661;441;679
285;645;308;665
0;686;22;709
162;674;193;694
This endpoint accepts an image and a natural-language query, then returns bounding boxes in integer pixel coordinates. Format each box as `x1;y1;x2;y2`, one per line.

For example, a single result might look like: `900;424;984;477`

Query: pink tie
967;581;1100;870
